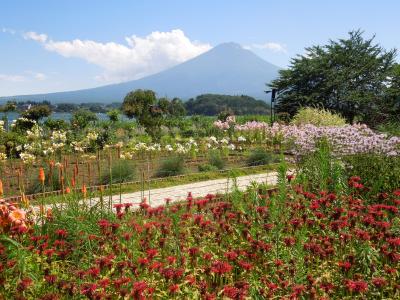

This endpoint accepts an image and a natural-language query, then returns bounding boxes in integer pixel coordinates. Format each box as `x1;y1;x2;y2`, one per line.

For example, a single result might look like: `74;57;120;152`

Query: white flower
87;131;98;141
220;138;229;145
209;136;218;144
0;152;7;161
20;152;36;164
238;136;246;142
227;144;235;151
165;144;173;152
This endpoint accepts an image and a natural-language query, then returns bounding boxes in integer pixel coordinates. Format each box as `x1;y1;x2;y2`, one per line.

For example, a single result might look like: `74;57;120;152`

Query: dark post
271;88;277;125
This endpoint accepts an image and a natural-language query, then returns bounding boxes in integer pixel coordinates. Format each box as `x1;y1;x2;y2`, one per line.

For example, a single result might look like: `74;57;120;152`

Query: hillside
185;94;271;115
0;43;280;103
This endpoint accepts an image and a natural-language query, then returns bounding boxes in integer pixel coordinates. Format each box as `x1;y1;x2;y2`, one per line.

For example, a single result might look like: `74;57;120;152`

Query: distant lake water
0;112;127;122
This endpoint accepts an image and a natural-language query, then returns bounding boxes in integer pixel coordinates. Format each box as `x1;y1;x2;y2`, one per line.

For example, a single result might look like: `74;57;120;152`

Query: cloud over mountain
23;29;211;83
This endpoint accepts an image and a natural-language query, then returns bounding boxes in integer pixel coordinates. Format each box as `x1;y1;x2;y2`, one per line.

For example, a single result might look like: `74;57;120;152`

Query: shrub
156;156;185;177
377;121;400;136
100;160;136;184
208;150;225;170
343;154;400;196
291;107;346;126
246;148;273;166
296;139;347;193
198;164;218;172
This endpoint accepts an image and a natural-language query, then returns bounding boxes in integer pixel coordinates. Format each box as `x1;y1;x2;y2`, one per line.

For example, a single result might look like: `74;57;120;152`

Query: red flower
345;280;368;293
284;237;296;247
81;283;97;296
55;229;68;238
188;247;199;257
169;284;179;294
223;286;239;299
224;251;238;261
211;260;232;275
238;260;253;271
338;261;352;272
17;277;33;291
146;248;158;259
132;281;148;298
167;256;177;264
138;257;149;266
287;174;295;183
372;277;386;288
393;189;400;197
44;275;57;285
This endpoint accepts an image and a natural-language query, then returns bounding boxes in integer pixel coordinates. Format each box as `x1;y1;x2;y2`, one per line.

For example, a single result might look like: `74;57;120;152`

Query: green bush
343;154;400;196
100;160;136;184
377;121;400;136
156;156;185;177
291;107;346;126
296;140;347;194
208;150;225;170
198;164;218;172
246;148;273;166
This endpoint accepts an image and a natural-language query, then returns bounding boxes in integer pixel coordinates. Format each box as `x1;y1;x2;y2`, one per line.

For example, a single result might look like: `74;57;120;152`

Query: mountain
0;42;280;103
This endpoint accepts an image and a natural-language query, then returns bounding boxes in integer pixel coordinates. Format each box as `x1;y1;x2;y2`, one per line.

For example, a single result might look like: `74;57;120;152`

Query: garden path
103;171;279;208
36;171;280;212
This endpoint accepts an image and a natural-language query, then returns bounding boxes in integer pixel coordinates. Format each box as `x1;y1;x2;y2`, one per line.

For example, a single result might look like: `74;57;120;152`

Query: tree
107;109;120;123
21;105;52;122
185;94;270;116
271;30;397;124
382;63;400;122
0;101;17;130
122;89;163;138
169;98;186;117
70;109;98;128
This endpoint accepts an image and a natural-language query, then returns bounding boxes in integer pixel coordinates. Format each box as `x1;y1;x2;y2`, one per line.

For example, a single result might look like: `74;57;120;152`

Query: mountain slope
1;43;280;103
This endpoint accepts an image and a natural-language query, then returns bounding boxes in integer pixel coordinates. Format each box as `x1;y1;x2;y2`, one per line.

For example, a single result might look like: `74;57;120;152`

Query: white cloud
23;29;211;83
249;42;287;53
1;27;16;35
0;74;26;82
23;31;48;43
34;72;47;80
0;72;48;83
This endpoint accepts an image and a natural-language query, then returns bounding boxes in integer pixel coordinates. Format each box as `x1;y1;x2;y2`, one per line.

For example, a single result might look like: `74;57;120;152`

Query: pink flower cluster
213;116;236;130
214;121;400;157
281;124;400;157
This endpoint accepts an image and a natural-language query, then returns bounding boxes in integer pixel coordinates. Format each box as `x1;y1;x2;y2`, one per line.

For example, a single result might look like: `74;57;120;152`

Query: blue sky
1;0;399;96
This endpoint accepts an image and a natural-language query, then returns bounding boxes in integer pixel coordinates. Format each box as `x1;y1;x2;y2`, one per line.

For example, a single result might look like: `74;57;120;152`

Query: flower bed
215;120;400;157
0;177;399;299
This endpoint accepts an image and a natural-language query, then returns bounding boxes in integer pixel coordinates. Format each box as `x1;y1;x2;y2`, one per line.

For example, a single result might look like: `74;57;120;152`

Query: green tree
122;89;163;138
169;98;186;117
107;109;120;123
185;94;269;116
0;100;17;130
271;30;397;124
21;104;52;122
70;109;98;128
381;63;400;122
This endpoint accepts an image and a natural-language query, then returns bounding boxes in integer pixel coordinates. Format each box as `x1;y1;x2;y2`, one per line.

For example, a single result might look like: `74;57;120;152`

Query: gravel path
105;171;279;208
39;171;279;212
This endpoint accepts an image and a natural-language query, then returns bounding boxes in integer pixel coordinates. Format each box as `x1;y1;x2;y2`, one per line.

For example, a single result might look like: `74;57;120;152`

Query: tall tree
21;104;52;122
122;89;163;138
271;30;397;124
